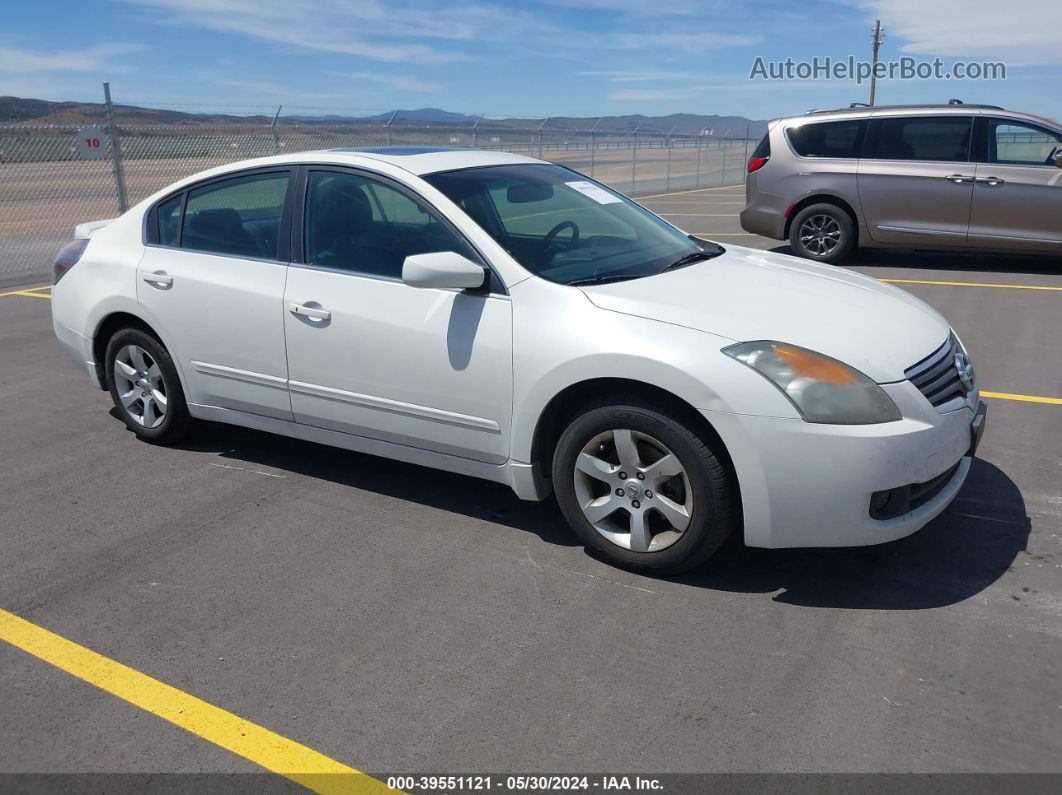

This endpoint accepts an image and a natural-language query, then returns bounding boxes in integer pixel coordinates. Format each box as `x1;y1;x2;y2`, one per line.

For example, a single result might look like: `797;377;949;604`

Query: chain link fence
0;117;754;280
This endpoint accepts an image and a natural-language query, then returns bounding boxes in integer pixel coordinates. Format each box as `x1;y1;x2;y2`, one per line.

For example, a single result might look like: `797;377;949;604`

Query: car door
138;168;294;420
968;117;1062;253
283;167;513;464
857;115;975;246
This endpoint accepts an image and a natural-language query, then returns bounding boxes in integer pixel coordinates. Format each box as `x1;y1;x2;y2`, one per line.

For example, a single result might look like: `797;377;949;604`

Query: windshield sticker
565;180;622;204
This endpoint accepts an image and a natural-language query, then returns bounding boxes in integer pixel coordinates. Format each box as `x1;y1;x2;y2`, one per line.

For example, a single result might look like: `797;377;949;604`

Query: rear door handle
976;176;1005;186
944;174;975;183
288;302;331;321
143;271;173;289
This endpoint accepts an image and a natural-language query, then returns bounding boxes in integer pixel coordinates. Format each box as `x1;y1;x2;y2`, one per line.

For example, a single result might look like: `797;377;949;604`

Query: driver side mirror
1055;152;1062;169
402;251;487;291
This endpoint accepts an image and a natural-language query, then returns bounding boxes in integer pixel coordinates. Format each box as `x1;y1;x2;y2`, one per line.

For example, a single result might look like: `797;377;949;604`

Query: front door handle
288;302;331;321
944;174;975;184
976;176;1005;186
143;271;173;289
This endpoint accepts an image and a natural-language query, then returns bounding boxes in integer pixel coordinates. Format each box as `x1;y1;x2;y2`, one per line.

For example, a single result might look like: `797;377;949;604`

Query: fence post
742;122;750;183
270;105;283;155
537;117;549;159
720;138;728;185
631;123;642;192
385;110;398;146
102;82;128;214
589;118;601;178
695;136;703;187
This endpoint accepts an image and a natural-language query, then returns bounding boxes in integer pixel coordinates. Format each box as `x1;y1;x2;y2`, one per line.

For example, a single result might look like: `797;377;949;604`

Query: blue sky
3;0;1060;121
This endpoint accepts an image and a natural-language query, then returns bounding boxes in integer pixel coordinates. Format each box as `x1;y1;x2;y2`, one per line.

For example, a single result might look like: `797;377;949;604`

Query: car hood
578;245;950;383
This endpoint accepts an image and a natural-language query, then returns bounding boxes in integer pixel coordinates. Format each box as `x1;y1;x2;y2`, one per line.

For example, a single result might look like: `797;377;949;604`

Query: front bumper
705;393;985;549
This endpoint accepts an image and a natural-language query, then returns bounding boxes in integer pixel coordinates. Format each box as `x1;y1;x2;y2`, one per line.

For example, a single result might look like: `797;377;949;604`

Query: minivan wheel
105;328;191;444
789;203;855;264
552;401;737;573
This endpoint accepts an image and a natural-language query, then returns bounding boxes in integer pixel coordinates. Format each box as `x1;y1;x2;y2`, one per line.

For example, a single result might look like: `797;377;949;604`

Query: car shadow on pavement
666;458;1031;610
169;419;579;550
767;244;1062;277
156;417;1028;610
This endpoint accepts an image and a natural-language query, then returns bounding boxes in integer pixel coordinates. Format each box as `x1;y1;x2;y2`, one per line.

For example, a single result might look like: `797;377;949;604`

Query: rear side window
870;116;973;162
156;194;183;247
787;120;866;158
181;172;290;259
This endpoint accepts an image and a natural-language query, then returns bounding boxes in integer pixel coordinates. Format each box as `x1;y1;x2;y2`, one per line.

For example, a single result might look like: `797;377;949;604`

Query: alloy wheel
112;344;168;429
799;214;842;257
573;428;693;552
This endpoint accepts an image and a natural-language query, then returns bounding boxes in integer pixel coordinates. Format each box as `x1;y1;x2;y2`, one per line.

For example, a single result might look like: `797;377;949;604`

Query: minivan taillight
747;156;769;173
53;238;89;284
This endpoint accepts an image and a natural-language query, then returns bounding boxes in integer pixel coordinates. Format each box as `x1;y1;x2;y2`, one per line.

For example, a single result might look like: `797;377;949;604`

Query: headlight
723;341;901;424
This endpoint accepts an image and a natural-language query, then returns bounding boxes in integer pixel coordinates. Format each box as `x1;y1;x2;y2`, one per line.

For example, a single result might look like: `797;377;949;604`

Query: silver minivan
740;103;1062;263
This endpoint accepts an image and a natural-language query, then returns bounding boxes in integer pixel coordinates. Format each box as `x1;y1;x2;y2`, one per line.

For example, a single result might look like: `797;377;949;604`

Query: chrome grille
905;335;969;409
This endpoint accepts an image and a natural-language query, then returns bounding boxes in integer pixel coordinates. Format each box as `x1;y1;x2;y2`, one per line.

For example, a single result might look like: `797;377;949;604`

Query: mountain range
0;96;767;137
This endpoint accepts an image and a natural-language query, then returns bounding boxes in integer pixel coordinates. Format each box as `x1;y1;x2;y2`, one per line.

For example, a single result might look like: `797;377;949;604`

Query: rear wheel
789;203;855;264
105;328;191;444
552;401;737;573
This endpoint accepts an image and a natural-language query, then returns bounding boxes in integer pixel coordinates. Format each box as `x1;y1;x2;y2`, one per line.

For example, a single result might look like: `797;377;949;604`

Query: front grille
904;335;969;409
870;461;963;520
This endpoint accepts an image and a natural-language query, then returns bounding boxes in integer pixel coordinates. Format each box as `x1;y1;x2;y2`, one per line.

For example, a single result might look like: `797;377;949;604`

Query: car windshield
423;163;719;285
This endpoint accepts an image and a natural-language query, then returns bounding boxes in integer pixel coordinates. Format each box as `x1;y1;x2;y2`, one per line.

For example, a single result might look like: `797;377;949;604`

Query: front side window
425;164;716;285
181;172;289;259
870;116;973;162
303;170;473;279
985;119;1062;166
787;120;866;158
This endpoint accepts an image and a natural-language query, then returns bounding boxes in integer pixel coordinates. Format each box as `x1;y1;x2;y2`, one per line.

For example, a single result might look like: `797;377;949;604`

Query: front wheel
552;401;738;573
789;203;855;264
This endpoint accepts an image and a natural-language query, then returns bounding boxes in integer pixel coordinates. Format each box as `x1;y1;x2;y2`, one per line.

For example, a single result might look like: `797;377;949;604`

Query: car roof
783;104;1061;129
306;146;545;175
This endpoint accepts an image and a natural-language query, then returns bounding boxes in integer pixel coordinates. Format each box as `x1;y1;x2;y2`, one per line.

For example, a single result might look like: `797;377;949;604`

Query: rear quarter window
786;120;866;158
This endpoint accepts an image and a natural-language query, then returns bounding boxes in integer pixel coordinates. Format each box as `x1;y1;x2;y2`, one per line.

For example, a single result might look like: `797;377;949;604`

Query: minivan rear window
786;120;866;158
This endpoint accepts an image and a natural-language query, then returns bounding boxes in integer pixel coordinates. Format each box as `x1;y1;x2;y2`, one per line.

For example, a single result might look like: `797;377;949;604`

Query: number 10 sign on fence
76;126;107;160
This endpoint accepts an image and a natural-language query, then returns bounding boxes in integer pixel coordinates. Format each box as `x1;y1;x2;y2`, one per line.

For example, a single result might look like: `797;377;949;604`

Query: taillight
53;238;89;284
747;156;769;174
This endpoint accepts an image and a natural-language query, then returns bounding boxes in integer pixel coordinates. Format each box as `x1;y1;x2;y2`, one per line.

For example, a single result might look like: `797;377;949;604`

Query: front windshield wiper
566;273;644;287
661;242;726;273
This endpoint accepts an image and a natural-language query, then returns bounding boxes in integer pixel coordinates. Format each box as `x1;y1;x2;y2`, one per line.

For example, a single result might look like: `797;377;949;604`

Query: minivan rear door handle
944;174;975;184
975;176;1005;186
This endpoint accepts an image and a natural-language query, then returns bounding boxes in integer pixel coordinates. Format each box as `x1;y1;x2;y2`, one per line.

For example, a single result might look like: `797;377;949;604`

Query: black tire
788;203;855;264
105;328;192;444
552;400;738;573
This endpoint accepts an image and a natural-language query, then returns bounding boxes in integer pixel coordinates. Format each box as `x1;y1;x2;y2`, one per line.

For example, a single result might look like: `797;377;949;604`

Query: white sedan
51;147;986;572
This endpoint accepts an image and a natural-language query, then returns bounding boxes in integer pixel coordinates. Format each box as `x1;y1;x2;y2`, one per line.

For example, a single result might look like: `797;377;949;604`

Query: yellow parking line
0;285;51;298
0;608;390;795
881;278;1062;292
982;391;1062;406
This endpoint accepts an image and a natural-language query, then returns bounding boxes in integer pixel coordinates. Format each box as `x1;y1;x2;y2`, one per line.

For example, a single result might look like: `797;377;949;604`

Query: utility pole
869;19;884;106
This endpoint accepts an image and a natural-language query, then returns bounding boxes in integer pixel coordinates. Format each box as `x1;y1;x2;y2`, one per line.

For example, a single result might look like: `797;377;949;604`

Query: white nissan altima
51;147;986;572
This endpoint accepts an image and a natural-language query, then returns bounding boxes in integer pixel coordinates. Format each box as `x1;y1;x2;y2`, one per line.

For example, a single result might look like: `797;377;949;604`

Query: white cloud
119;0;553;62
580;69;704;82
339;72;441;93
0;43;144;74
605;32;760;51
609;88;685;100
849;0;1062;65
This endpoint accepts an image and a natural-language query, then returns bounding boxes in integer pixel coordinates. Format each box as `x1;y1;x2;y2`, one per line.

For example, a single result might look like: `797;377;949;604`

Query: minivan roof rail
805;103;1005;115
